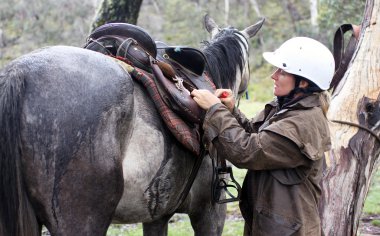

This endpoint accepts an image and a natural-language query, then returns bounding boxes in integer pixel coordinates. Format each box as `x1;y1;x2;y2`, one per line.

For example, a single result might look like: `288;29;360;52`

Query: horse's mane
202;27;248;89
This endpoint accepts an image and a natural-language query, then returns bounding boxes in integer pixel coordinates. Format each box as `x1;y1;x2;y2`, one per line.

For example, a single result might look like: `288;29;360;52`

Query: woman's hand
191;89;236;112
191;89;221;110
215;89;235;112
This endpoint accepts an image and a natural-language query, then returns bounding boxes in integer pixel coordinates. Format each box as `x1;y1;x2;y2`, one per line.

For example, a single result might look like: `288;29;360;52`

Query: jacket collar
271;93;321;110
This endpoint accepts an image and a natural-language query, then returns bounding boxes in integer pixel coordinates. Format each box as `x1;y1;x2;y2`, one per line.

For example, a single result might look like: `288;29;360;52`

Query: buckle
212;166;242;204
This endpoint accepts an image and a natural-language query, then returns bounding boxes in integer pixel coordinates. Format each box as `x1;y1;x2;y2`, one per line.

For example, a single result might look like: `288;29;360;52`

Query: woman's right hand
215;89;235;112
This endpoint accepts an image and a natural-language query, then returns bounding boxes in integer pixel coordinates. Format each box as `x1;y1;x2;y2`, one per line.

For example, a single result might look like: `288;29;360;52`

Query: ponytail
318;91;330;117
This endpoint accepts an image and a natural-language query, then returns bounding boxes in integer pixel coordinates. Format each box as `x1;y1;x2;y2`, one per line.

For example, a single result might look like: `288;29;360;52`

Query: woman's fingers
191;89;221;110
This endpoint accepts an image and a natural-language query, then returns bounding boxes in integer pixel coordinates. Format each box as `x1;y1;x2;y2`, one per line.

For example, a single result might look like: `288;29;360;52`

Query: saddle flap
150;56;205;124
86;22;157;58
165;47;206;76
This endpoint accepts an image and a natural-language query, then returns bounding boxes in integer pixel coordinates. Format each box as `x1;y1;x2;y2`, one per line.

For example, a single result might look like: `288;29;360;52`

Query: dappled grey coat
202;93;331;236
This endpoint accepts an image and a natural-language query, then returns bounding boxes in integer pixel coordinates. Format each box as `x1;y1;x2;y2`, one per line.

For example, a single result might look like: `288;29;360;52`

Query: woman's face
271;68;296;97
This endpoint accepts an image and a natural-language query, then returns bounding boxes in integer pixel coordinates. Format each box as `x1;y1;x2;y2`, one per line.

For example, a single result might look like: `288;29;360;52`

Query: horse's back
14;46;133;235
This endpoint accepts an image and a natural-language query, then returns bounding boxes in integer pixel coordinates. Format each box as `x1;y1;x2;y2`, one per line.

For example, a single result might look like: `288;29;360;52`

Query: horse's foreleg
142;214;173;236
188;203;226;236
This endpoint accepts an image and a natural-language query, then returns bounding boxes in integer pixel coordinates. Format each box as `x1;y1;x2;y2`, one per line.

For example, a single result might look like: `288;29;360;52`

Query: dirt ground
360;214;380;235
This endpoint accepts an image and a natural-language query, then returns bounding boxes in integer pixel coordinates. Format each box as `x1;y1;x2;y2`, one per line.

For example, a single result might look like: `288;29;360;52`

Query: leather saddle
84;22;214;124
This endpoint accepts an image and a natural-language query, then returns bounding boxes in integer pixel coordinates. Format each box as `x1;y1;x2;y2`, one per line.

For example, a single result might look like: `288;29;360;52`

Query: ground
360;214;380;235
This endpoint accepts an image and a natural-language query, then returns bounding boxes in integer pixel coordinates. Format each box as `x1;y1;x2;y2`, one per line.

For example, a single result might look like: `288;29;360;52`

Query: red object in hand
219;91;229;98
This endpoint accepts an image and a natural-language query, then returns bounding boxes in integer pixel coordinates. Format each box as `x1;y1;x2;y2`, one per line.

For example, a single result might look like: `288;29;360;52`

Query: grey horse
0;16;264;236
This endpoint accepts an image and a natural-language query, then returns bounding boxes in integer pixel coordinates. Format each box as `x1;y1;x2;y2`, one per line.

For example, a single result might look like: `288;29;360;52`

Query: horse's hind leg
142;214;173;236
24;137;125;236
31;154;124;236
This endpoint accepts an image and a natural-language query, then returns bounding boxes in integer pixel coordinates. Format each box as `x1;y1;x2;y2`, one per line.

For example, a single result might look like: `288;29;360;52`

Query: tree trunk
224;0;229;25
249;0;265;50
249;0;262;17
91;0;143;30
309;0;318;32
0;29;4;47
320;0;380;235
279;0;301;34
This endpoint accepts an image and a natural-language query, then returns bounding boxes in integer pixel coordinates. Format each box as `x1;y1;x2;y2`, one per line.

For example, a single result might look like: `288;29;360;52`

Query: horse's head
202;15;265;100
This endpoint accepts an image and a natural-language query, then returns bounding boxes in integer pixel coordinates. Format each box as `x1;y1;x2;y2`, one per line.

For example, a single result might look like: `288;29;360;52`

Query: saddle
84;22;215;154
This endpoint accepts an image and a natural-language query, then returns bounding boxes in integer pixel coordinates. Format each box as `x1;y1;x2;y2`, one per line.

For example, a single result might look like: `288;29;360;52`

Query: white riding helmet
263;37;335;90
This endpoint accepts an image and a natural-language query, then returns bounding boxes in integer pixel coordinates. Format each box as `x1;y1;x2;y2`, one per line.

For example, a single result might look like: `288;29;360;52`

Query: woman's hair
318;91;331;117
293;74;330;117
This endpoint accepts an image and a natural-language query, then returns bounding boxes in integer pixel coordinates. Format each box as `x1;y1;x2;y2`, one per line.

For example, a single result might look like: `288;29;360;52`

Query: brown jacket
202;94;331;236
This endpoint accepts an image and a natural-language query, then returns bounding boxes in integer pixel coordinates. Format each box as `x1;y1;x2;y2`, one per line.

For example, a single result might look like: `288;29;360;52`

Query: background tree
91;0;143;30
320;0;380;234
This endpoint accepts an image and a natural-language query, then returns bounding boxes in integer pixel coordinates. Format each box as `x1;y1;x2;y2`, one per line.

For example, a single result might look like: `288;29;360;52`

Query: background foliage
1;0;365;102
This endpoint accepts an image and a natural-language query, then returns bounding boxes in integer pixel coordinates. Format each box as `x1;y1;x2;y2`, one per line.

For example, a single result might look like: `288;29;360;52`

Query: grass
107;216;245;236
363;168;380;215
372;219;380;227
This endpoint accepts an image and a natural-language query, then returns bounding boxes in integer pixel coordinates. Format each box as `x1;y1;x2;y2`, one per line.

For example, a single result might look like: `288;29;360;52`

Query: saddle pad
115;59;201;156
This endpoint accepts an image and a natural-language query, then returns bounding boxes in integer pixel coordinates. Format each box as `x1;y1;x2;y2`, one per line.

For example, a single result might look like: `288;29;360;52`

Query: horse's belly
113;117;167;223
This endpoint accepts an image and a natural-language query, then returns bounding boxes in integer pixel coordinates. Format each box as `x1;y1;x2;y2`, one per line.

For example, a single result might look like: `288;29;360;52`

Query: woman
191;37;334;235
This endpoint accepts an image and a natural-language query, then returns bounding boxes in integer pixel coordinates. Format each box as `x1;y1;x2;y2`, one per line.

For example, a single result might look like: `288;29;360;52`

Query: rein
331;119;380;144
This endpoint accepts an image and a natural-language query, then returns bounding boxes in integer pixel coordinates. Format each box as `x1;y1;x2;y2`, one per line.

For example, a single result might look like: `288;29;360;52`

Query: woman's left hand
191;89;221;110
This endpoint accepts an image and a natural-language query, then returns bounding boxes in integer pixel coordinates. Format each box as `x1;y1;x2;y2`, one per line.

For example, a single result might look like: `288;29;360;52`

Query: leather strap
330;24;361;92
168;146;206;215
211;151;242;204
150;56;205;123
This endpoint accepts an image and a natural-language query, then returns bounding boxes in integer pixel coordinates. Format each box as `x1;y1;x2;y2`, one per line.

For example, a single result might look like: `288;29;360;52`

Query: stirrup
212;166;242;204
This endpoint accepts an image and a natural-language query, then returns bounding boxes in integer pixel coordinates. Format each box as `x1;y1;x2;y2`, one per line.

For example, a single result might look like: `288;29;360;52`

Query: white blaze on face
234;32;250;98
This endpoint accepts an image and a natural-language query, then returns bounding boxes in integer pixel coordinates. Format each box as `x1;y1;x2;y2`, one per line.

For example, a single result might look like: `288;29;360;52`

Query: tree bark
320;0;380;235
91;0;143;30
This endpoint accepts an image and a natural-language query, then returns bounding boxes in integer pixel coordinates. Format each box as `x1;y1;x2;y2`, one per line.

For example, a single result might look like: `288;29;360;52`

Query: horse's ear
204;14;219;38
241;18;265;39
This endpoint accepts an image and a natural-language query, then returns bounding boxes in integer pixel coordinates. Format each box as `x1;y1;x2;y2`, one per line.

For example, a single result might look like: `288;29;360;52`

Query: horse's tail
0;65;39;236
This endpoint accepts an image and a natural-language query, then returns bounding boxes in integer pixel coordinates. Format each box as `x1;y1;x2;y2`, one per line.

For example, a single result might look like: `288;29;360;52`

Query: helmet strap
277;75;321;108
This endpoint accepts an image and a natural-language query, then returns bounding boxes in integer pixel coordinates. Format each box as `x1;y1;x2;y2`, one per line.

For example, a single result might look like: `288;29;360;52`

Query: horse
0;15;264;236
